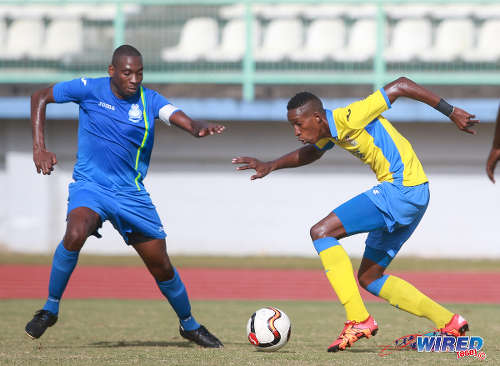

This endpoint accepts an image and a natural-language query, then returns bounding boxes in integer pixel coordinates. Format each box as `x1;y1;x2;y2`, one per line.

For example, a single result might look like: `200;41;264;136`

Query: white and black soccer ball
246;307;291;351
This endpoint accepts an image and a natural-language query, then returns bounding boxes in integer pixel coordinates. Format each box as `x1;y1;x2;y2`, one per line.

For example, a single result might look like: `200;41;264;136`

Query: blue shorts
333;182;429;266
67;180;166;244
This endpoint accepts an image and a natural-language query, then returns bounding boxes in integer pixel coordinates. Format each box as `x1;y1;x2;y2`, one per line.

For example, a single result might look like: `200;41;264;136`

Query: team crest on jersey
128;104;143;123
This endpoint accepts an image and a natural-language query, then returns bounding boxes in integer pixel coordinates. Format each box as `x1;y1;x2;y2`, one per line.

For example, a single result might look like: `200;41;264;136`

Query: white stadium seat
254;19;303;62
302;4;351;19
42;19;83;60
384;4;432;19
162;17;219;62
3;19;45;59
384;19;432;62
290;19;345;62
463;20;500;62
473;4;500;19
206;19;261;62
419;19;474;62
0;18;5;54
333;19;376;62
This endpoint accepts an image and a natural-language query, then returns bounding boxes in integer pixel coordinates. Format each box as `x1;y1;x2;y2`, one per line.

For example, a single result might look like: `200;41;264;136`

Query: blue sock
42;241;79;315
156;268;200;331
365;274;390;296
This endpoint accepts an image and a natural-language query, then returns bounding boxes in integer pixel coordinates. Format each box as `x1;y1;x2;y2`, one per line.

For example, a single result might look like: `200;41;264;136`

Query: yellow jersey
314;89;428;186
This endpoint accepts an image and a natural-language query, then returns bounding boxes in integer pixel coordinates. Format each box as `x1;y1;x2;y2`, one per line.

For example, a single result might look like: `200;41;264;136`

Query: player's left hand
196;122;225;137
450;107;479;135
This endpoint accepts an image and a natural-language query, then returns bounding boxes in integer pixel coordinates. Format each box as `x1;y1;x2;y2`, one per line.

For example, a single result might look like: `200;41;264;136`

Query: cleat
439;314;469;337
25;310;58;339
180;325;224;348
327;315;378;352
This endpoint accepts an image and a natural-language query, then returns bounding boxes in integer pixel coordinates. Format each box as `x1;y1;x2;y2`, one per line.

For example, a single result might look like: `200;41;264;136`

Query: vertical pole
113;2;125;49
242;0;255;101
373;3;386;90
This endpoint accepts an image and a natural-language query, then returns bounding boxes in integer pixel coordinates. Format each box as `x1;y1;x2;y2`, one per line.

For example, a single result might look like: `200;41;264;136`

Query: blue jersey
53;77;170;191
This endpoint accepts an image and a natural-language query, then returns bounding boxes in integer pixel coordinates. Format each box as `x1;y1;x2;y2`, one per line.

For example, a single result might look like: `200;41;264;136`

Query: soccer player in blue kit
25;45;224;348
233;77;479;352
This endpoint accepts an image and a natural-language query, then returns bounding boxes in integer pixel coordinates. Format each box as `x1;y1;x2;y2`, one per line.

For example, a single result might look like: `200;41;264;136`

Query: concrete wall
0;118;498;257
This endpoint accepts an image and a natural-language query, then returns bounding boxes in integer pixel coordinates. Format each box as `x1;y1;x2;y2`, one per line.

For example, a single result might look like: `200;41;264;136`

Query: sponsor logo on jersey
98;101;115;111
128;104;143;123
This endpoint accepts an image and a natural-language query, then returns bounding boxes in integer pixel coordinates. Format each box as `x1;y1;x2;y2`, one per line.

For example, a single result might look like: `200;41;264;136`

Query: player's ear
108;64;115;77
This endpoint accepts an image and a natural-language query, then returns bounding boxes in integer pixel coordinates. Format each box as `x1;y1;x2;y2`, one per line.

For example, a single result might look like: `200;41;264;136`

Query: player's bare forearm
271;144;324;171
170;111;225;137
31;86;57;175
233;145;324;180
486;105;500;183
384;77;479;134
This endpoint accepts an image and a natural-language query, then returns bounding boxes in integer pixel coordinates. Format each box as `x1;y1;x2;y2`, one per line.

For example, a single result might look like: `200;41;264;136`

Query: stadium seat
384;19;432;62
206;19;261;62
258;4;307;19
3;19;45;59
162;17;219;62
473;4;500;19
290;19;345;62
463;20;500;62
384;4;431;19
428;4;475;19
0;18;5;54
302;4;351;19
332;19;376;62
254;19;303;62
344;4;376;19
419;19;475;62
42;19;83;60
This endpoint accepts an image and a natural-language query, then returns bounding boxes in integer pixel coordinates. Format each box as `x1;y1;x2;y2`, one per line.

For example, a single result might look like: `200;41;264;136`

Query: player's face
109;55;143;99
287;103;323;144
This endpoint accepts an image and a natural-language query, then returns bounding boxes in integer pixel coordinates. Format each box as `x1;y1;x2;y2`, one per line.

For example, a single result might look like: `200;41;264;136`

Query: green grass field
1;299;498;365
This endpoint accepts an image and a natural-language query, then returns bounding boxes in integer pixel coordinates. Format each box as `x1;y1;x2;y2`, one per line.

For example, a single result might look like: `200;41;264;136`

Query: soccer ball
246;307;291;351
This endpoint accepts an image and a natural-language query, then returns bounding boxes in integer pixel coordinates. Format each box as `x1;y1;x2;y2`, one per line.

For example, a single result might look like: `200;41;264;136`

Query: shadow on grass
88;340;192;348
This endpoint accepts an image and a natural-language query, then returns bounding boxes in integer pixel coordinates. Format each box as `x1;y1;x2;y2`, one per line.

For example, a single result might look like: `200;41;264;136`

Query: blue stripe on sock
156;268;200;331
312;237;339;254
366;274;390;296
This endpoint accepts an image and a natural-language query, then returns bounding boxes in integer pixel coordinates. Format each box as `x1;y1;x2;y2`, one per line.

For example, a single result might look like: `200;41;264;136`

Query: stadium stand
419;19;475;62
463;19;500;62
3;18;45;60
162;17;219;62
384;19;432;63
290;19;345;62
253;18;303;62
206;19;261;62
332;19;376;62
42;19;83;60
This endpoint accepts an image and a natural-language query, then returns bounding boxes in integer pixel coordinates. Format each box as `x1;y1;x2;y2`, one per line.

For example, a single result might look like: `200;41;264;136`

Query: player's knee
357;271;381;289
63;226;88;251
310;223;328;241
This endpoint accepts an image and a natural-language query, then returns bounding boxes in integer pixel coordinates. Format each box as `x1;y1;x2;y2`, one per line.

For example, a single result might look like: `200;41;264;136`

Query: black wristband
434;98;454;117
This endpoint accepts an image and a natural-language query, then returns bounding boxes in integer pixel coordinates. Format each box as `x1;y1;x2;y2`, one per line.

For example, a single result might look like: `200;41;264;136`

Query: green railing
2;0;500;100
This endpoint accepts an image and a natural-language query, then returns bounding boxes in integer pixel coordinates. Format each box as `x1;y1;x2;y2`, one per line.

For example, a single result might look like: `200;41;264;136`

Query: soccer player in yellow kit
233;77;479;352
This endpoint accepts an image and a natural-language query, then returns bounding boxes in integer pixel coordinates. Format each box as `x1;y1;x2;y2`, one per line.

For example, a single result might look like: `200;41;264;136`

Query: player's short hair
287;92;323;112
111;45;142;66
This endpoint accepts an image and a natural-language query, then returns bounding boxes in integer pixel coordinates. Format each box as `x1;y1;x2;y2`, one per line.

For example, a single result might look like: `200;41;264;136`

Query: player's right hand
33;149;57;175
450;107;479;135
486;147;500;183
232;156;273;180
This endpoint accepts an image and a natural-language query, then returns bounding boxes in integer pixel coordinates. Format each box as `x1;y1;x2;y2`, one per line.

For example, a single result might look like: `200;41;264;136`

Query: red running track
1;265;500;303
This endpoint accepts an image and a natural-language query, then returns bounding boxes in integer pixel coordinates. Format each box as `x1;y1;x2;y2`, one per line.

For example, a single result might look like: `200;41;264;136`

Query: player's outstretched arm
169;110;225;137
486;104;500;183
384;77;479;135
232;144;324;180
31;86;57;175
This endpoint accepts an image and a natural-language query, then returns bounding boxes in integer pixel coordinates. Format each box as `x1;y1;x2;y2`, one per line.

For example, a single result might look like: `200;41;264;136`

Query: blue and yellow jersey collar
325;108;338;138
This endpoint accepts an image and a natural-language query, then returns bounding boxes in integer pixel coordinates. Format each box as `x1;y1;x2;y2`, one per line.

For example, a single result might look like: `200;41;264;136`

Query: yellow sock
319;245;369;322
379;275;453;328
